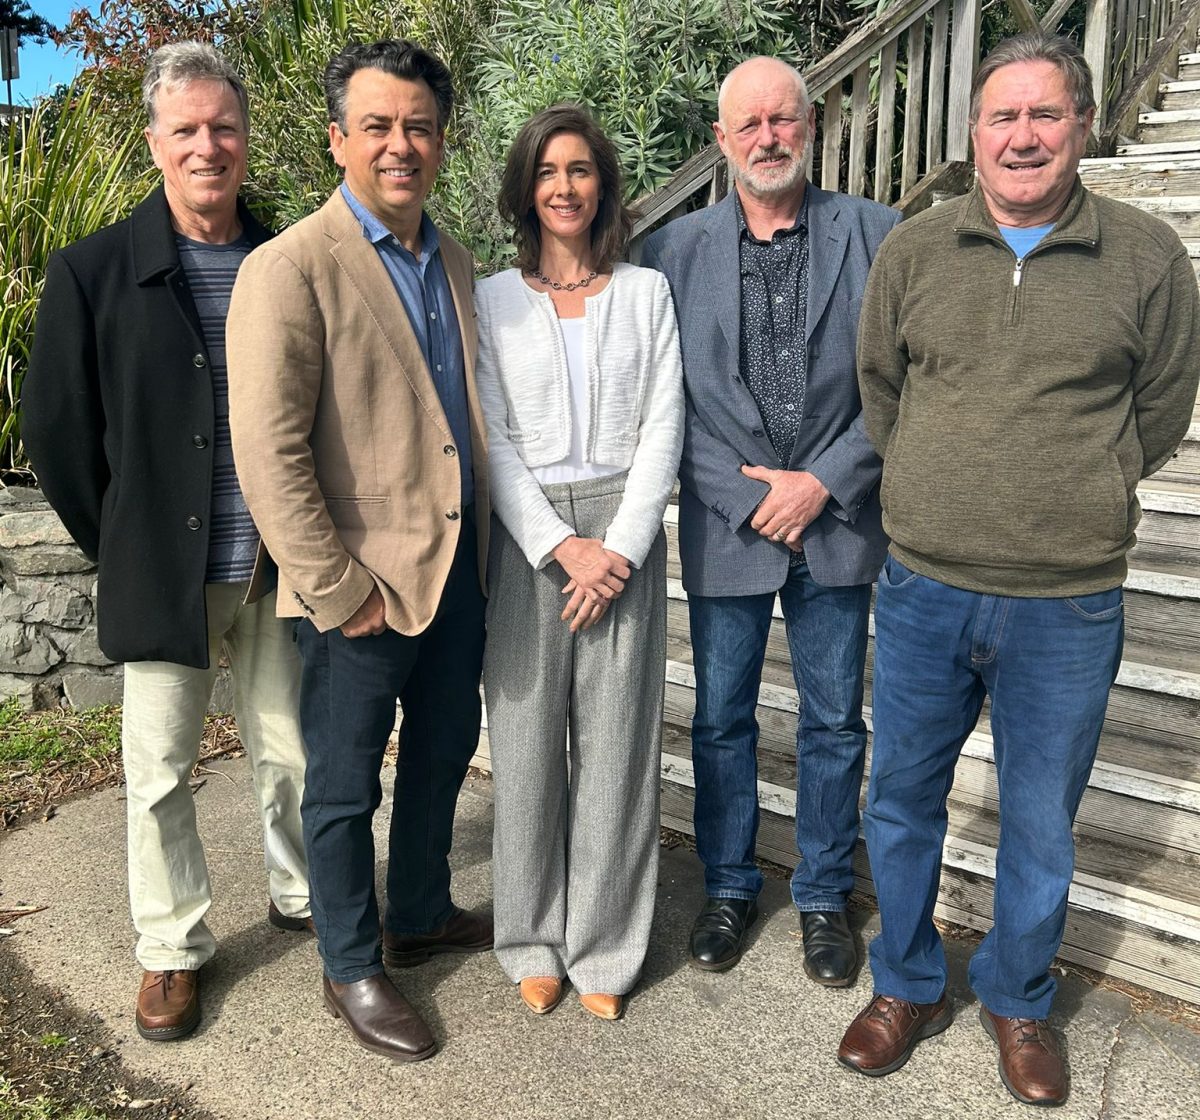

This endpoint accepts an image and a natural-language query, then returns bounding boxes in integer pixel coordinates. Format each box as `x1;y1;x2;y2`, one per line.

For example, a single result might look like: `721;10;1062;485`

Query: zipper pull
1013;258;1024;287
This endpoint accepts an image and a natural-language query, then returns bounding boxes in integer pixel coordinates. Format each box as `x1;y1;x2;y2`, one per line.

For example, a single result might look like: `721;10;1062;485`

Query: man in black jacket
22;42;310;1043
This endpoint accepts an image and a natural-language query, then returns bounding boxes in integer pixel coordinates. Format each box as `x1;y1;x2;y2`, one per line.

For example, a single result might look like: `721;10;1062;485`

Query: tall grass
0;84;156;473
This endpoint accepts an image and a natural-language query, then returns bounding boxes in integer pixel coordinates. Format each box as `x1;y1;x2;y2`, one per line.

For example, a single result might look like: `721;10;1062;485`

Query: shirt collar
339;181;440;262
736;188;809;244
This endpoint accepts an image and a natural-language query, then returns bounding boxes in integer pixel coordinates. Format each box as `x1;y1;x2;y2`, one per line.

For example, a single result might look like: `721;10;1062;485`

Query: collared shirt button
775;295;783;304
192;353;206;368
186;516;202;530
445;509;460;521
429;311;437;320
436;363;443;372
192;434;208;448
443;445;457;457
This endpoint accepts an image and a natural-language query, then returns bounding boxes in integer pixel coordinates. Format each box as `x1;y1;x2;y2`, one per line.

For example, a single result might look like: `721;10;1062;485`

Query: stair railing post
1085;0;1114;136
946;0;982;160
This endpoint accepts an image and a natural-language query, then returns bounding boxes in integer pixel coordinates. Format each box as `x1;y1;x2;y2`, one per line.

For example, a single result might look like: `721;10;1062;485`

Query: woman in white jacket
476;104;684;1021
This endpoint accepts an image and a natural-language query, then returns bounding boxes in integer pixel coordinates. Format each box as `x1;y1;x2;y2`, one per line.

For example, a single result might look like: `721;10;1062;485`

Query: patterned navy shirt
737;191;810;470
176;233;259;583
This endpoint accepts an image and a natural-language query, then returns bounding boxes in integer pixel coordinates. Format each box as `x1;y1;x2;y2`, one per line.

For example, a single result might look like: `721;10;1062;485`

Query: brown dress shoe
135;969;200;1041
382;907;494;967
268;900;315;933
519;976;563;1014
838;992;953;1076
322;973;437;1062
579;993;623;1021
980;1006;1068;1106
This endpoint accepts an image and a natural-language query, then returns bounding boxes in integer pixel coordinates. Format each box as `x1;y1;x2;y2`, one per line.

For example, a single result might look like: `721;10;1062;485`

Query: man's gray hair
969;31;1095;123
142;41;250;131
717;56;810;125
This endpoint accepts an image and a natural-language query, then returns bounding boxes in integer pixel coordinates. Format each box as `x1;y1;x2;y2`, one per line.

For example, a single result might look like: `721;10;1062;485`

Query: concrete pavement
1;757;1196;1119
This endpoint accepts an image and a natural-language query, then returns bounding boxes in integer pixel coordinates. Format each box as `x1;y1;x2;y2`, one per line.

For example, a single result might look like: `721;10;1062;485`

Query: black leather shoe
268;900;315;934
800;910;857;986
689;897;759;971
322;973;437;1062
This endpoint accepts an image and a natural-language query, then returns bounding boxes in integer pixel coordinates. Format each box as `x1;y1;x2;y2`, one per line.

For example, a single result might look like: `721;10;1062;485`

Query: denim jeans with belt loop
864;553;1124;1020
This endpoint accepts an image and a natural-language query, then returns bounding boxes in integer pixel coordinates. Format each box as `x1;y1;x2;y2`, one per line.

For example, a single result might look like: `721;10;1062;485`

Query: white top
531;316;623;486
475;263;685;569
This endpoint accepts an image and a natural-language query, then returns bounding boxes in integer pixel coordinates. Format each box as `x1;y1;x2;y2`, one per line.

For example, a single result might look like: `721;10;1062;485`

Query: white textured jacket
475;263;685;569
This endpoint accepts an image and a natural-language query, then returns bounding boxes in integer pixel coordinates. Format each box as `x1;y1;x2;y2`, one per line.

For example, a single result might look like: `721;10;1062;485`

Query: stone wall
0;488;231;712
0;487;120;710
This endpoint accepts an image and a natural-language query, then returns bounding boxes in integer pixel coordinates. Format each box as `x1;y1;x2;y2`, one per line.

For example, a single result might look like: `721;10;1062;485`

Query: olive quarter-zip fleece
857;180;1200;597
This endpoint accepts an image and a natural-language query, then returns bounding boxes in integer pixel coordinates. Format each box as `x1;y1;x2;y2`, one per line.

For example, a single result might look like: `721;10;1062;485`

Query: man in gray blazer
642;56;899;984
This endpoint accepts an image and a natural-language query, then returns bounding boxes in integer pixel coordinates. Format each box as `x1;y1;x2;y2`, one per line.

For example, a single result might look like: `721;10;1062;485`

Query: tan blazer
228;190;489;635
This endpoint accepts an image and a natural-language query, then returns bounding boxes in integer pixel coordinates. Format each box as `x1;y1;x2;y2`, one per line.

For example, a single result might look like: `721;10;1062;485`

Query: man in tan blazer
227;39;490;1063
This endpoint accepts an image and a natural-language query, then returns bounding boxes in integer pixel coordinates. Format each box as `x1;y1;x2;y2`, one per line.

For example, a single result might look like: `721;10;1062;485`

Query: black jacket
22;185;273;668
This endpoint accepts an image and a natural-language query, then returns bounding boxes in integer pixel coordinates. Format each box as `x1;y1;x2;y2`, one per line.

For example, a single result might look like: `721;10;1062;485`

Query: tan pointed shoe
579;992;622;1020
519;976;563;1014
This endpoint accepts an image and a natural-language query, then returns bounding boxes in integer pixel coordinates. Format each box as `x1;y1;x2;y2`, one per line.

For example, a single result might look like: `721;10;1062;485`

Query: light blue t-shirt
998;222;1054;261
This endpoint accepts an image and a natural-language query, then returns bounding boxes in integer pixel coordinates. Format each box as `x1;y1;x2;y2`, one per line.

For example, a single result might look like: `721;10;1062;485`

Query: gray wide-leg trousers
484;472;665;996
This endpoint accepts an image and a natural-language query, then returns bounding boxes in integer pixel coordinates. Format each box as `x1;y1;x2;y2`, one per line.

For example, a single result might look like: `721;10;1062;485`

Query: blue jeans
295;517;485;983
865;555;1124;1019
688;560;871;911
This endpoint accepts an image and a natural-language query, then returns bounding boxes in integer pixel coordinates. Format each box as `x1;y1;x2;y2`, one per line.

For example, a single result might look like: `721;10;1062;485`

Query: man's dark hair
324;39;454;133
498;104;634;275
970;31;1095;123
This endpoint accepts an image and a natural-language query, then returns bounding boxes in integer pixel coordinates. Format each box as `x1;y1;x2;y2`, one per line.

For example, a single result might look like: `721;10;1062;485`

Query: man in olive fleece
837;32;1200;1107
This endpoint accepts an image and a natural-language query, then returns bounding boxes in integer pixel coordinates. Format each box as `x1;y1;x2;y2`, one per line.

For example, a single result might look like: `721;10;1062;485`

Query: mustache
749;143;795;165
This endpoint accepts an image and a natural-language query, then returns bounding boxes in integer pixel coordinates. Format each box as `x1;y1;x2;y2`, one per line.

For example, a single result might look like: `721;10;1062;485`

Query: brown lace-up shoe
838;992;953;1076
980;1006;1068;1106
382;907;493;967
135;969;200;1041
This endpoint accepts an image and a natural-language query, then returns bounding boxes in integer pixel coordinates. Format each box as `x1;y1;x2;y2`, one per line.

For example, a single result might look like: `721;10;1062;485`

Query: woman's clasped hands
551;535;631;632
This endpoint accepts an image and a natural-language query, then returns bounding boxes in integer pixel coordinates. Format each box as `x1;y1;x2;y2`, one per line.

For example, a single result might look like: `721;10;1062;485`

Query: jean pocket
879;553;920;589
1065;587;1124;621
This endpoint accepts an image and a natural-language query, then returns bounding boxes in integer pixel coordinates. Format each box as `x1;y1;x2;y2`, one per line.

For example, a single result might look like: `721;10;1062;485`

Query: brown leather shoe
381;907;493;967
579;992;623;1021
519;976;563;1014
135;969;200;1041
838;992;953;1076
322;973;437;1062
268;900;315;934
980;1006;1068;1106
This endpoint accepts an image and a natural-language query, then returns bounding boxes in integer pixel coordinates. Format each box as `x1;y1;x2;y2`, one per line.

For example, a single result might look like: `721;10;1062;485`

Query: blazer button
192;353;207;368
443;445;457;457
193;434;208;448
445;509;460;521
186;515;202;530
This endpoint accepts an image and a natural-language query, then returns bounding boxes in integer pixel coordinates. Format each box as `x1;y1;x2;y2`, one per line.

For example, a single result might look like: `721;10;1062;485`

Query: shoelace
1006;1017;1052;1050
146;970;181;1001
866;995;918;1025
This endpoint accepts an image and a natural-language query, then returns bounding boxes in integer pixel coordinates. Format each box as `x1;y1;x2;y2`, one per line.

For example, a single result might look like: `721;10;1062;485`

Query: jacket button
445;509;460;521
186;516;202;530
443;445;457;457
193;434;208;448
732;376;741;383
752;428;764;438
193;353;207;368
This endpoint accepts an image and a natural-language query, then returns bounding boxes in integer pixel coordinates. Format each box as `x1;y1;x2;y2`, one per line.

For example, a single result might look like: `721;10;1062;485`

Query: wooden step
1160;89;1200;111
1077;155;1200;196
1108;194;1200;236
1136;108;1200;143
1116;137;1200;156
1151;419;1200;485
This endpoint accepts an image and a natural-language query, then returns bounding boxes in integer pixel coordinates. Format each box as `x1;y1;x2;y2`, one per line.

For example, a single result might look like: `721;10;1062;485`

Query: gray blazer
642;185;900;593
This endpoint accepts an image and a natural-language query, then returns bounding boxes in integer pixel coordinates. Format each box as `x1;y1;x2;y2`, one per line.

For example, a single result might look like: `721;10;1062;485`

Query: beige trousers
122;583;308;970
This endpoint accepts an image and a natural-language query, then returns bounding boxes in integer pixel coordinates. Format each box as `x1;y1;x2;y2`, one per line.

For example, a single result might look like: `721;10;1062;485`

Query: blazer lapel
702;193;742;361
324;194;450;437
805;185;850;343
